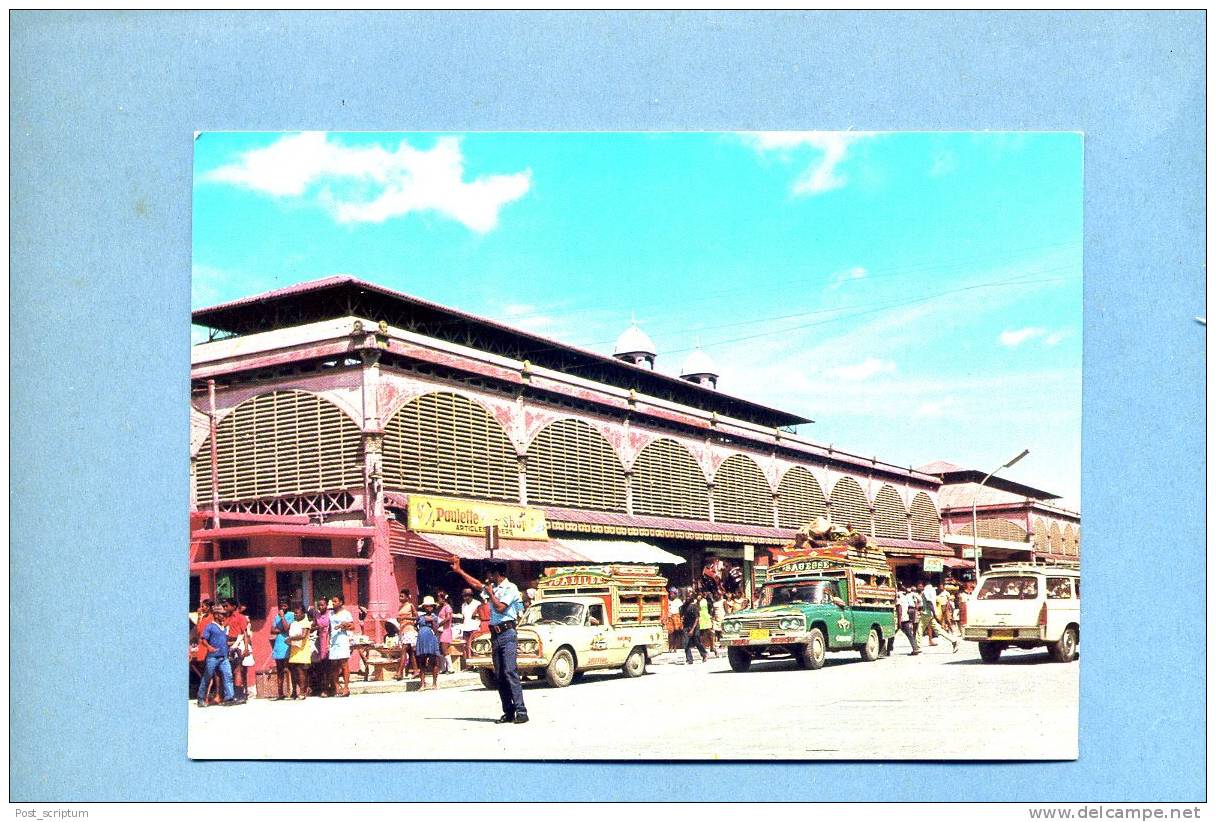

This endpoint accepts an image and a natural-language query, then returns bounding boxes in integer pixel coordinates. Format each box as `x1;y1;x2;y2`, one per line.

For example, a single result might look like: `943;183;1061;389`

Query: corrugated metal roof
407;532;588;562
192;276;812;428
388;521;454;562
875;538;952;557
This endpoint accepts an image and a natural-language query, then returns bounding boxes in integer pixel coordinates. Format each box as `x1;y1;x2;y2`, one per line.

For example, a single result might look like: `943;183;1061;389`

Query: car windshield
520;601;585;626
760;581;835;607
977;576;1040;600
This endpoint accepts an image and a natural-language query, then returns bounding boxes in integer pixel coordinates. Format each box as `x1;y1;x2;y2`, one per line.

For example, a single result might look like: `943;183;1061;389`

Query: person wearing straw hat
415;596;442;691
449;557;528;724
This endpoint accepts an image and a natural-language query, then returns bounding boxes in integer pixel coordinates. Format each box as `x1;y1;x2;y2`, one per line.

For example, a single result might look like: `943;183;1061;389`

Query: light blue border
10;11;1205;802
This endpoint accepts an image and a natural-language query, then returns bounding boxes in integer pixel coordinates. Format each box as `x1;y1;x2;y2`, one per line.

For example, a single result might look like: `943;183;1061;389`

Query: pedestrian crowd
389;585;493;690
190;593;366;706
666;586;759;664
895;578;974;656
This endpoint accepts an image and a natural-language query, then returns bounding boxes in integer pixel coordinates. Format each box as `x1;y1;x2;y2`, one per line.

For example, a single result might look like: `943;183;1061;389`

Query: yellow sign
407;494;548;541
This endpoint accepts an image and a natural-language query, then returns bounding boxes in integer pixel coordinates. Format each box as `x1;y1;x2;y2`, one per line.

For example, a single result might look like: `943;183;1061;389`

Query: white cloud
1000;326;1072;348
739;131;874;195
824;357;897;382
999;327;1047;347
915;398;955;418
829;266;868;288
203;132;531;232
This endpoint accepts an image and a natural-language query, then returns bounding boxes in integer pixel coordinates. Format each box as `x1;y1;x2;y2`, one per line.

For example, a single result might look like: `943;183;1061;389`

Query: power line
570;264;1079;352
480;239;1081;327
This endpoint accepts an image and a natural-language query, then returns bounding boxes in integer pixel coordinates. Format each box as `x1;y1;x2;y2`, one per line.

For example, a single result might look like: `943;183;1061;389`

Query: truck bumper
963;627;1045;641
725;635;805;647
465;655;547;670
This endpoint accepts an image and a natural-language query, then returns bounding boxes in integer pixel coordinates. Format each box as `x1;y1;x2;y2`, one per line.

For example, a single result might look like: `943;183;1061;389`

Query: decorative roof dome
680;348;718;378
614;323;657;357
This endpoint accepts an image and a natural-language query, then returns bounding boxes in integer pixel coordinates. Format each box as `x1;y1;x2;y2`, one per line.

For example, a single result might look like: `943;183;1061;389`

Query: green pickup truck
721;551;899;671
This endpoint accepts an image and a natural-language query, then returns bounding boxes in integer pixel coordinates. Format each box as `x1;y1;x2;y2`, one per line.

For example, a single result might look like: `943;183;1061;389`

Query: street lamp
971;449;1029;577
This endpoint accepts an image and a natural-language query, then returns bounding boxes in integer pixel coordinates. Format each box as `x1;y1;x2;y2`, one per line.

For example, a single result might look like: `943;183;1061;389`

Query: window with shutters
195;391;363;503
383;392;518;503
777;466;828;528
632;438;708;520
958;518;1028;542
829;476;872;535
713;454;773;526
909;492;941;542
526;419;625;511
873;485;910;539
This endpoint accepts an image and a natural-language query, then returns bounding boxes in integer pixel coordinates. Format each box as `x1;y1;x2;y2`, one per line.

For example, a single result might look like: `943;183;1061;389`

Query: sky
193;131;1082;509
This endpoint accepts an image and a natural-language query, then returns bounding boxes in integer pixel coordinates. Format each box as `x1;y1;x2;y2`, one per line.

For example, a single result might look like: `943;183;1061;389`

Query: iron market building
189;276;1081;665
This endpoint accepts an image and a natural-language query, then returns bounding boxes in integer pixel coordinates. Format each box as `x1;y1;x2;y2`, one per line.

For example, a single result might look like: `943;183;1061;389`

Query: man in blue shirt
197;604;237;707
450;557;528;723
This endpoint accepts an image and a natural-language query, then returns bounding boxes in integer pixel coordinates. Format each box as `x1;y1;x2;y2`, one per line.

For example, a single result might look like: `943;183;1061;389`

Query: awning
540;505;793;545
388;521;453;562
941;556;974;569
875;538;953;557
555;538;686;565
396;531;588;563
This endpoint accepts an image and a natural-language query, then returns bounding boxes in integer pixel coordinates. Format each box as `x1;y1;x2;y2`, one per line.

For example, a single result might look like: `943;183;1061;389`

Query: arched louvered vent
195;390;362;503
526;419;625;511
383;392;518;503
632;438;708;520
958;518;1029;542
1063;524;1078;556
1032;517;1049;552
829;476;872;535
1048;521;1064;554
777;467;828;528
873;485;910;539
713;454;773;526
909;492;942;542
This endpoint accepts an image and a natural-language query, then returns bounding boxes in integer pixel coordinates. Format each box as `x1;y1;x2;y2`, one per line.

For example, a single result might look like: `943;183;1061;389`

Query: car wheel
727;647;752;672
978;642;1002;664
545;648;576;688
801;628;827;670
478;669;498;690
1049;627;1078;663
860;628;881;662
622;647;646;678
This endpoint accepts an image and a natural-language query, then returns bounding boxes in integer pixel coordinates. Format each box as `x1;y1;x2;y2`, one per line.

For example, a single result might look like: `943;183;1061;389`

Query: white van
962;562;1079;663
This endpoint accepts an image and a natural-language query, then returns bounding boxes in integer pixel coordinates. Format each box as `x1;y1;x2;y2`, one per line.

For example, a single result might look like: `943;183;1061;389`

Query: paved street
189;641;1077;760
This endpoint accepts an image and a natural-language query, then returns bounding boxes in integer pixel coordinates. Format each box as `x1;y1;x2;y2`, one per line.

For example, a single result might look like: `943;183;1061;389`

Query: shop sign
408;494;548;541
923;556;944;572
546;570;609;588
772;558;840;575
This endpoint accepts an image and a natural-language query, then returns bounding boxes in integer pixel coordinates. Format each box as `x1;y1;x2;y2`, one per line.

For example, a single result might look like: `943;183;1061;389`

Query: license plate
990;630;1015;640
749;629;770;641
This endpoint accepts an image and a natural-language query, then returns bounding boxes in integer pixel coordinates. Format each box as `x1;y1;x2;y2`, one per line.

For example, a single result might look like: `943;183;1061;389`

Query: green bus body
721;555;898;670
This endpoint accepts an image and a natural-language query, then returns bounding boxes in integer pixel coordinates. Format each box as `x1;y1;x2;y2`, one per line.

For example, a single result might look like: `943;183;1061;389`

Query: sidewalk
348;669;481;696
244;669;482;700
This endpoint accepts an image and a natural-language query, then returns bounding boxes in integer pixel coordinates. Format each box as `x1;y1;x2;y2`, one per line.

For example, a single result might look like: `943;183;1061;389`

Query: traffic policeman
450;557;529;723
